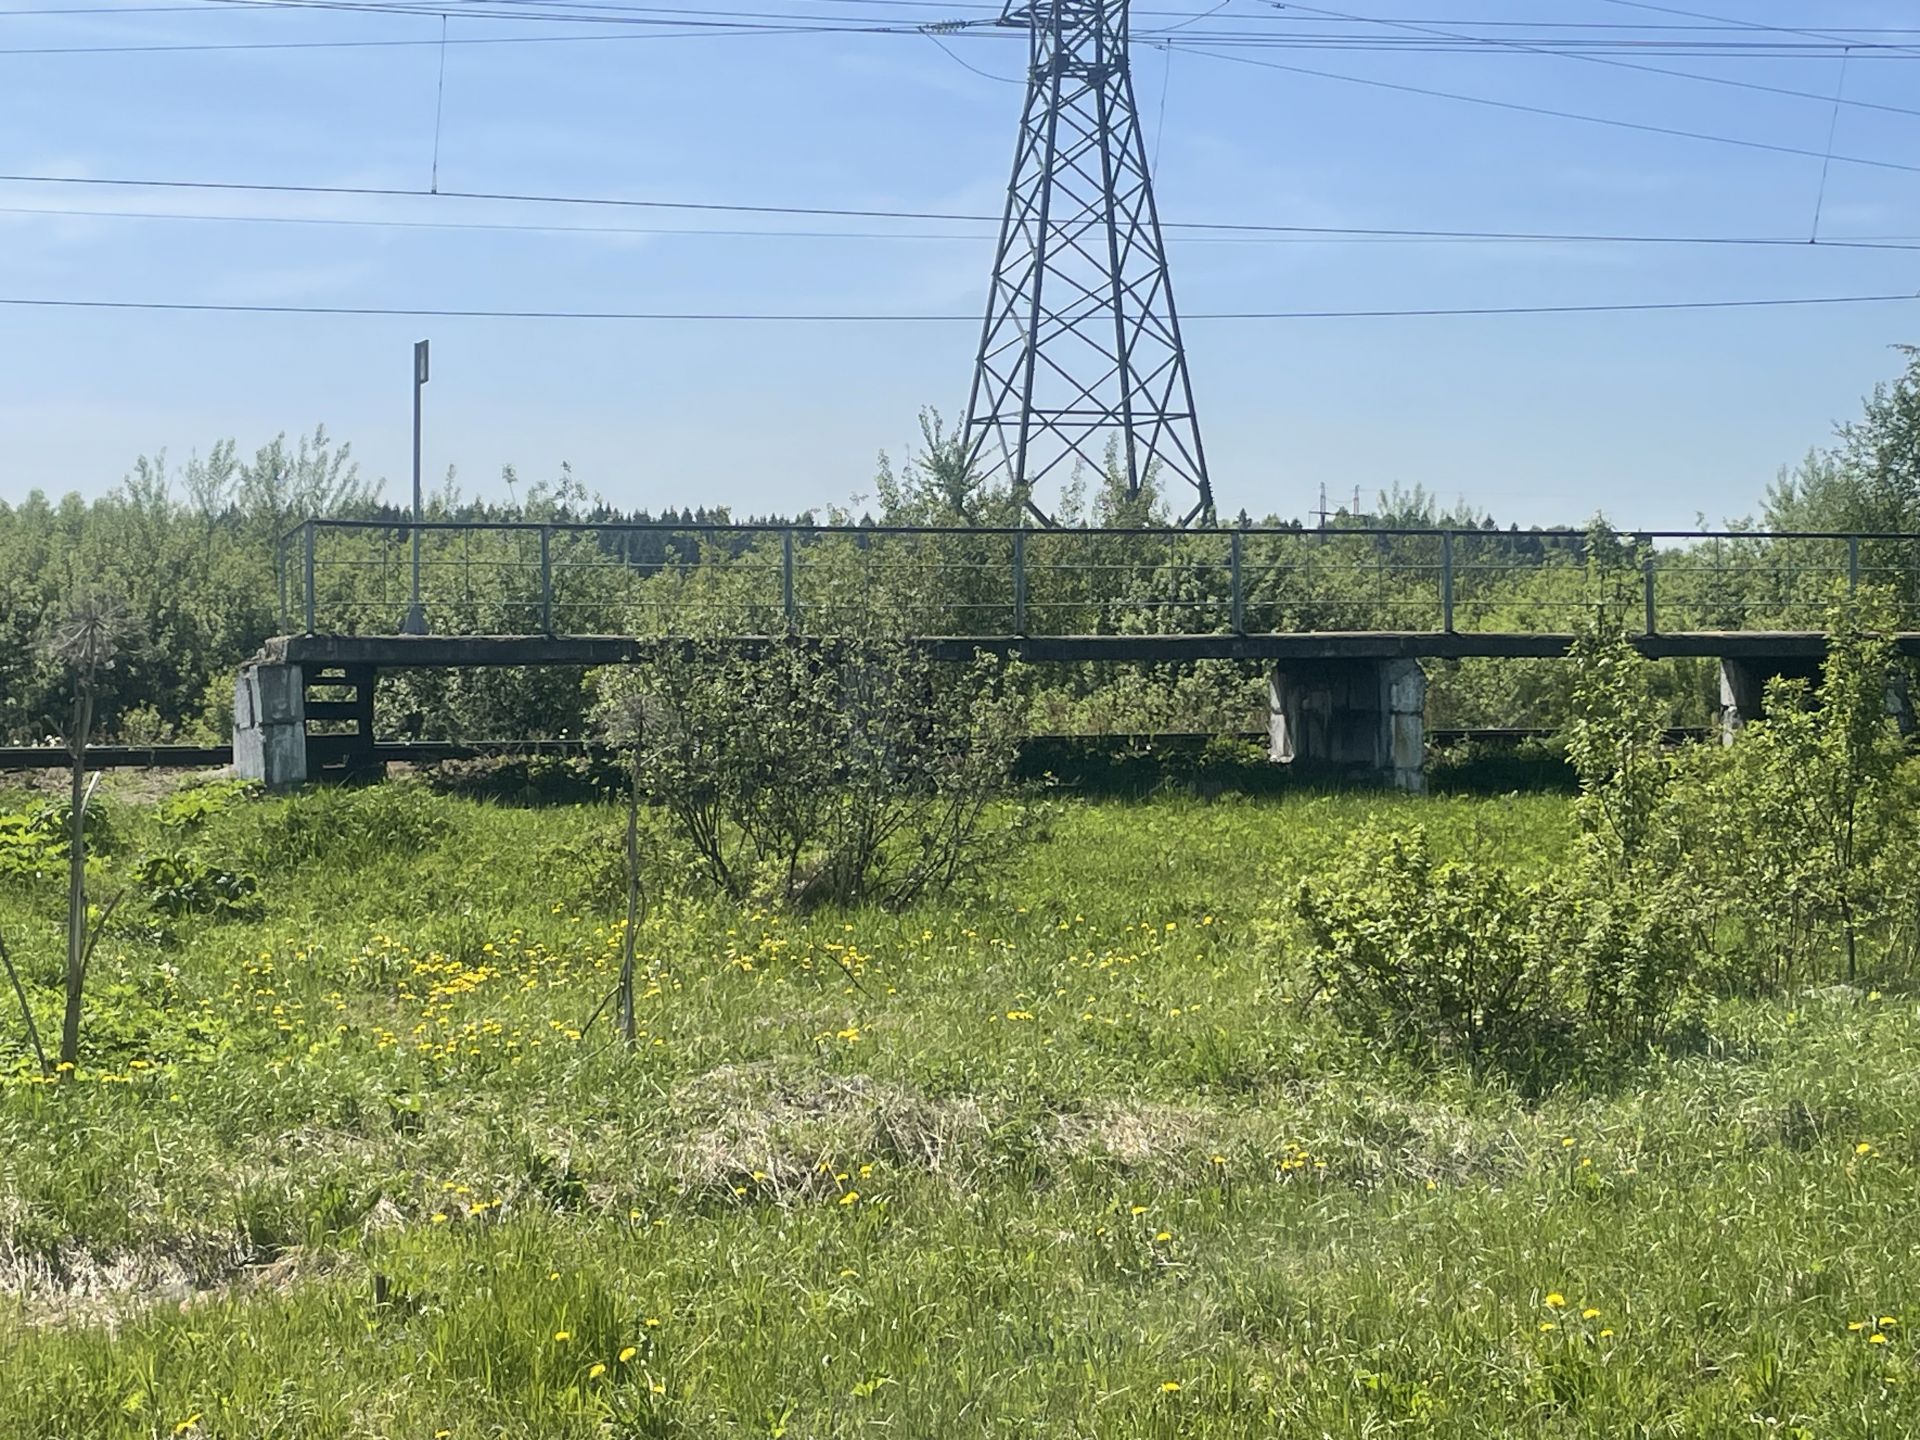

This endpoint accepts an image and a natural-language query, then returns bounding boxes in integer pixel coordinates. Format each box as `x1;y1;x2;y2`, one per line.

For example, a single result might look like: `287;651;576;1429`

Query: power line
2;290;1915;320
12;1;1920;27
15;199;1920;251
0;12;937;48
1594;0;1920;59
920;24;1020;83
13;173;1920;248
1172;43;1920;176
1265;2;1920;123
11;0;1918;56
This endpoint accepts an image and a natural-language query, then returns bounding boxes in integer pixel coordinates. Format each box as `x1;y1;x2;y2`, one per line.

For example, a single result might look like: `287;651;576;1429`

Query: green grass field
1;780;1915;1437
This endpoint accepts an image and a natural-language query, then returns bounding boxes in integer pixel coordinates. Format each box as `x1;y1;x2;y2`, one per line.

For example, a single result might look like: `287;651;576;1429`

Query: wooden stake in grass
617;743;644;1047
47;592;132;1078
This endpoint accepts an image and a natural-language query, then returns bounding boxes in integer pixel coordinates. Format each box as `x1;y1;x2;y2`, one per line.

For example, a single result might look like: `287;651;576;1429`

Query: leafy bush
1670;613;1919;988
0;812;64;883
135;851;263;921
1295;826;1568;1081
598;635;1027;910
153;778;254;831
0;801;118;882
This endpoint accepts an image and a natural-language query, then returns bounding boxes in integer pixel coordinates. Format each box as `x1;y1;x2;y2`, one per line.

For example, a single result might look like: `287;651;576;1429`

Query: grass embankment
0;782;1914;1436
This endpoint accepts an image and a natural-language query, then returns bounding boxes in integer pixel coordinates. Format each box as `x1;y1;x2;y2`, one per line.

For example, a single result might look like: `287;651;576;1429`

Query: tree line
8;349;1920;746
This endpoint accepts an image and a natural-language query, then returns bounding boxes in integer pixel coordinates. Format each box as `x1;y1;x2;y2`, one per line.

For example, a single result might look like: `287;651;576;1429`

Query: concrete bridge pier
1268;658;1427;792
1718;655;1916;742
233;661;307;790
234;661;380;789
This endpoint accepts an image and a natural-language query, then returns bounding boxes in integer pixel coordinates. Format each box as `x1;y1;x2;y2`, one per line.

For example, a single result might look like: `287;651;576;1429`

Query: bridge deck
260;630;1920;669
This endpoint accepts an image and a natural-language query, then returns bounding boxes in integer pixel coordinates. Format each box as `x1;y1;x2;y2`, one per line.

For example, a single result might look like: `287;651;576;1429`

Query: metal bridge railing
276;520;1920;640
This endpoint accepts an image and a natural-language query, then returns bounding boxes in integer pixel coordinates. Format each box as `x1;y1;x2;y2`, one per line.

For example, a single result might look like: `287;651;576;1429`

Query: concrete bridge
238;520;1920;790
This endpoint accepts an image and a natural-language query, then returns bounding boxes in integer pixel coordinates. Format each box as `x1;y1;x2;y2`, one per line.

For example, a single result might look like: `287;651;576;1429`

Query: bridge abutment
1267;658;1426;792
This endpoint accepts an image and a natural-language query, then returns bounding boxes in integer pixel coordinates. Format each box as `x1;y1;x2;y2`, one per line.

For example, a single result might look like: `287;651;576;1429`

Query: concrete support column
1887;668;1916;738
1717;657;1765;745
1719;655;1830;744
1268;658;1427;792
233;661;306;790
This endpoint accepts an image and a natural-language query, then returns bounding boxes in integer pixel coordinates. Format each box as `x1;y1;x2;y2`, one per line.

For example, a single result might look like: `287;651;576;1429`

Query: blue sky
3;0;1920;527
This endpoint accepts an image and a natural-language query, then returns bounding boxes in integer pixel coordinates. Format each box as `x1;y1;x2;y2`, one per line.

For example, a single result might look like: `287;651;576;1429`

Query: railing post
1229;529;1245;634
782;528;797;630
1013;530;1028;635
539;525;554;635
1643;552;1657;636
1848;534;1861;597
1440;529;1455;634
303;520;316;634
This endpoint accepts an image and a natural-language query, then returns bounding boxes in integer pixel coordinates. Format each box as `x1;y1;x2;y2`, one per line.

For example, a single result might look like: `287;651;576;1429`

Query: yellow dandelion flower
645;1317;662;1328
1539;1322;1556;1332
619;1346;639;1363
1129;1204;1148;1216
429;1212;448;1225
1850;1321;1868;1332
649;1381;667;1395
1560;1137;1575;1148
839;1190;860;1205
1545;1293;1566;1308
1599;1328;1614;1339
1160;1381;1182;1393
173;1417;201;1437
1857;1142;1875;1156
553;1330;572;1343
588;1363;607;1379
1154;1231;1172;1243
1582;1308;1601;1320
1871;1333;1890;1346
1883;1316;1901;1327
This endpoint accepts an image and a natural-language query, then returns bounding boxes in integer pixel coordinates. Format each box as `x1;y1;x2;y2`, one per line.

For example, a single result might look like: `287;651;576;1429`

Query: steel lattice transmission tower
962;0;1212;525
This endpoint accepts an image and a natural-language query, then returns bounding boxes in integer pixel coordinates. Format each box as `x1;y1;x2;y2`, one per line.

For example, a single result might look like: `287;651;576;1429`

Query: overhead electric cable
1171;43;1920;176
0;16;935;49
3;291;1916;320
1594;0;1920;58
14;173;1920;246
1266;2;1920;122
920;24;1021;82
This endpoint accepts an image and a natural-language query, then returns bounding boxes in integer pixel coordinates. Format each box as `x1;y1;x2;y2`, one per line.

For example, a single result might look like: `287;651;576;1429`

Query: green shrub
1295;826;1568;1082
153;778;254;831
134;851;263;921
598;636;1027;910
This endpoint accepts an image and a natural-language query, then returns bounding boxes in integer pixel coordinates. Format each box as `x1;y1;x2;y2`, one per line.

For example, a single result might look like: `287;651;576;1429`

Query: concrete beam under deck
260;631;1920;670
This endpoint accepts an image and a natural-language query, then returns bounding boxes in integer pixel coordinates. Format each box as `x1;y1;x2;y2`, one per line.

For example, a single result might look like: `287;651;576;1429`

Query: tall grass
1;784;1914;1436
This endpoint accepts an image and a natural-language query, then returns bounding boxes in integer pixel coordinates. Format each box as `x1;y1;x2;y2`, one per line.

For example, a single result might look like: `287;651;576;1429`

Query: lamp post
401;339;430;634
